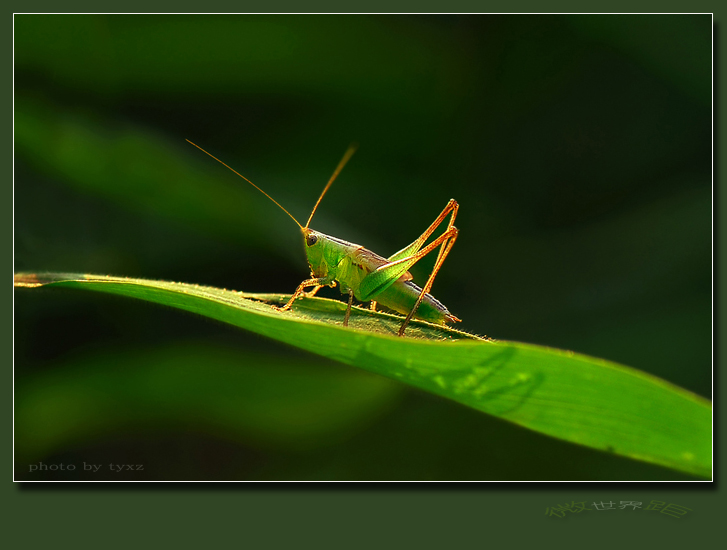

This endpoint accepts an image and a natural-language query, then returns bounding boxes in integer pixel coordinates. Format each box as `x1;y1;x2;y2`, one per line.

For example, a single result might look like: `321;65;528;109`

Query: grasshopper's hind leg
398;227;459;336
394;200;459;336
387;199;458;263
356;200;460;336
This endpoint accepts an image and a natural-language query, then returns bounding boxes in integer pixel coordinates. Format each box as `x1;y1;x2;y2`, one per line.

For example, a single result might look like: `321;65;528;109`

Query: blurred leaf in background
14;14;711;480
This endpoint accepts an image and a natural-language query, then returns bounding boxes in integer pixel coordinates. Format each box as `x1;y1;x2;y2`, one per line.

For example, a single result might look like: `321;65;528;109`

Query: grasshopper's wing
356;248;412;281
357;254;419;301
365;227;443;300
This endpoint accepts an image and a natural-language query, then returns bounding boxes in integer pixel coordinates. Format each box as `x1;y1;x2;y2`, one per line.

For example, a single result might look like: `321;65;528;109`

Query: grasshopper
187;140;461;336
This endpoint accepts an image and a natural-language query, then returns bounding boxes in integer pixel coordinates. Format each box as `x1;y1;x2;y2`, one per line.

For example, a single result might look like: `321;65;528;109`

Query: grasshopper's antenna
186;139;303;230
305;143;358;229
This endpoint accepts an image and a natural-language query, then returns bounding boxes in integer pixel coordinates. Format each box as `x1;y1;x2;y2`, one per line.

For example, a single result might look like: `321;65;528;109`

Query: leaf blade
15;272;712;478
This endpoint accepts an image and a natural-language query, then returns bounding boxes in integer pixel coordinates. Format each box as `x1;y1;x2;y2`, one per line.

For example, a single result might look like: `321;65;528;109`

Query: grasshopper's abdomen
375;280;458;325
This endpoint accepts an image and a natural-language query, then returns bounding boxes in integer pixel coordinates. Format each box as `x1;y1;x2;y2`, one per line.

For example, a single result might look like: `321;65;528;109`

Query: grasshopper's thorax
302;228;359;280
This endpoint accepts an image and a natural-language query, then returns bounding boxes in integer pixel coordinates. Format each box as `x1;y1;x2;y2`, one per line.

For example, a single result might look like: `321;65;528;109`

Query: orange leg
279;277;330;311
343;290;354;327
303;285;323;298
389;199;458;262
397;225;459;337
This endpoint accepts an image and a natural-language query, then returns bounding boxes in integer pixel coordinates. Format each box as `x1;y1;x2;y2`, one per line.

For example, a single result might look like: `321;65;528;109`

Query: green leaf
15;272;712;478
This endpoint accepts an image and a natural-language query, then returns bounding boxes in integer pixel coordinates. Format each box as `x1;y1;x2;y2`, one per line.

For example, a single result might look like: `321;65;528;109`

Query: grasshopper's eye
306;234;318;247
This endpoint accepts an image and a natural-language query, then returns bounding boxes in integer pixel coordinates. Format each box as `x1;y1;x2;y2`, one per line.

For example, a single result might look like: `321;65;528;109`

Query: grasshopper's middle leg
343;290;354;327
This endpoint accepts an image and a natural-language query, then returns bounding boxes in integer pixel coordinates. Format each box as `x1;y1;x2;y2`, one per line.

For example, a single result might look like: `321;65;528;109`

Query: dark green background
14;14;711;481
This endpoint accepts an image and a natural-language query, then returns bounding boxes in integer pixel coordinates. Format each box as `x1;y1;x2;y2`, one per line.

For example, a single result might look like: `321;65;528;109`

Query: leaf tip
14;273;45;288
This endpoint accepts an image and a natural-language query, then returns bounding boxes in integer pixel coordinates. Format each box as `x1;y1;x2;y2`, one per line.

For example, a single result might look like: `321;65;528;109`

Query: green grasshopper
187;140;461;336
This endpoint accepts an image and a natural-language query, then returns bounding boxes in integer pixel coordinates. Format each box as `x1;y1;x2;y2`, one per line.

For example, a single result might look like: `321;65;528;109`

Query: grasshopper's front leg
279;277;332;311
303;285;324;298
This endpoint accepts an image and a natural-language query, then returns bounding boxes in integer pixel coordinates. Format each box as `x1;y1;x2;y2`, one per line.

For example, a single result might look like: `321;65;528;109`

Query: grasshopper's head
301;227;328;278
